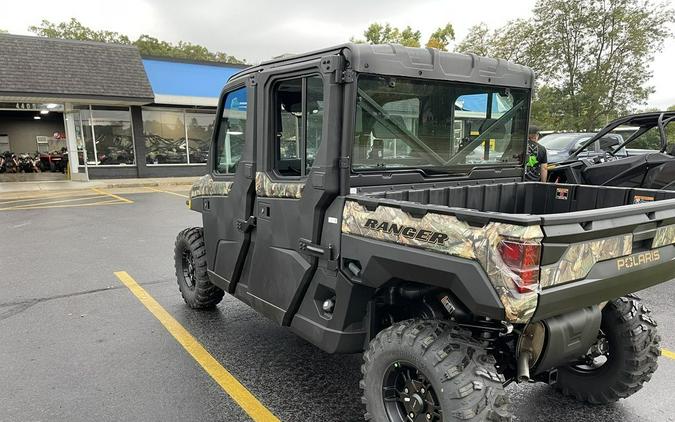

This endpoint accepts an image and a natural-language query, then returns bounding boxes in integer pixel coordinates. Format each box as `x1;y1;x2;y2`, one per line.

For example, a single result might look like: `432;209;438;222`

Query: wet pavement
1;187;674;421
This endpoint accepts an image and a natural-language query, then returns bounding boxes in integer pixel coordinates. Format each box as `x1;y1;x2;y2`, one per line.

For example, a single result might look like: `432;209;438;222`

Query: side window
215;86;248;174
305;76;324;172
273;75;324;177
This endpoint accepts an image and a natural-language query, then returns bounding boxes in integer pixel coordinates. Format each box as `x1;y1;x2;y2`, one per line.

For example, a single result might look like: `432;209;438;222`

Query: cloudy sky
2;0;673;108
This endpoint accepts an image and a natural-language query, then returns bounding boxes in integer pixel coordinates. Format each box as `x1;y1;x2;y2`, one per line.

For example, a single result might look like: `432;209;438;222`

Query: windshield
352;74;530;173
539;134;591;150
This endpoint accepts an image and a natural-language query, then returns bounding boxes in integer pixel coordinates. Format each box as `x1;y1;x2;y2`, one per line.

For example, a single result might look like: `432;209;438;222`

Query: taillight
498;239;542;293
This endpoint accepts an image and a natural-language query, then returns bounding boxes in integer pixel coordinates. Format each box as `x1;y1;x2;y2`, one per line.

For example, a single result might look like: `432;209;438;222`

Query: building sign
0;102;65;112
15;103;39;110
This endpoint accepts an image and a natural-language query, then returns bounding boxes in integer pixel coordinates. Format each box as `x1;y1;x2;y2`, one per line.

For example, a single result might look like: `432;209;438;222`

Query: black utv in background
549;112;675;189
173;44;674;421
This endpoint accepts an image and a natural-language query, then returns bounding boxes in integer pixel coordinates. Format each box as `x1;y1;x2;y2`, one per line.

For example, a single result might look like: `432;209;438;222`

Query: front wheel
361;320;512;422
554;294;661;404
174;227;224;309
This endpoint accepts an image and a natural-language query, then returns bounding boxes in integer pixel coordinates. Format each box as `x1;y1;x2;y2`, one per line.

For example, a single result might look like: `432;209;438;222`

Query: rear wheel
174;227;224;309
553;294;660;404
361;319;512;421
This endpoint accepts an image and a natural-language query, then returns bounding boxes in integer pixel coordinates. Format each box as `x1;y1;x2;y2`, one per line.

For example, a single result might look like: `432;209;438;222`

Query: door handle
298;238;333;260
258;204;271;218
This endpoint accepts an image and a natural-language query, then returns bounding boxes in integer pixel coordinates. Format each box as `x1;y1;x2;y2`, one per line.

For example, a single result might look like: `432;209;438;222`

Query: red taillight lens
498;240;542;293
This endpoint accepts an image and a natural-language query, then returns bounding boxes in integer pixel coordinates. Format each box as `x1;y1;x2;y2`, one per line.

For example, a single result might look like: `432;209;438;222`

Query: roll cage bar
563;111;675;163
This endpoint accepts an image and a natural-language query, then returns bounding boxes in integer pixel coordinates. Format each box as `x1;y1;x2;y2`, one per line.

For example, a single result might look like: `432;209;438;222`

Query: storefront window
186;111;215;164
79;108;95;164
143;108;215;165
143;109;187;164
78;106;134;165
91;109;134;165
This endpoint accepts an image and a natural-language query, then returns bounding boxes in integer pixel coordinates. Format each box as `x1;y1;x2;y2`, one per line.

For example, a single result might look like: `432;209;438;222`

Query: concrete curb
0;177;198;195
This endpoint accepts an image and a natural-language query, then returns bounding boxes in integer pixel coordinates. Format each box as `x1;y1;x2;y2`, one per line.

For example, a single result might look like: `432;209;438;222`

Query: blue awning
142;59;246;106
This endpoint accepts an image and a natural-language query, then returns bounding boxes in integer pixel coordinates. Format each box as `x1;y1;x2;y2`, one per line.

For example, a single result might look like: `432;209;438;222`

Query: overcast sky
2;0;673;108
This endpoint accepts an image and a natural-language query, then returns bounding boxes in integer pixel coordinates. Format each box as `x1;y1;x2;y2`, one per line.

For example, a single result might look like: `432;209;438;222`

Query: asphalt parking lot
1;186;674;422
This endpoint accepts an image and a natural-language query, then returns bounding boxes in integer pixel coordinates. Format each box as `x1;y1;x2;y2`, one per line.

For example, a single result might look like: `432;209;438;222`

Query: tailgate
532;198;675;321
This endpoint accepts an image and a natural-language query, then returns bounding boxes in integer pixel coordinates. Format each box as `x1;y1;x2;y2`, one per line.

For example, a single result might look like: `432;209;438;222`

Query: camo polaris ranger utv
174;44;675;421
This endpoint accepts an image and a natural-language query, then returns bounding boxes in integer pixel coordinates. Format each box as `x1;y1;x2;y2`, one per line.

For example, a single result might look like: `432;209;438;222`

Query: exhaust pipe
517;350;532;382
516;321;545;383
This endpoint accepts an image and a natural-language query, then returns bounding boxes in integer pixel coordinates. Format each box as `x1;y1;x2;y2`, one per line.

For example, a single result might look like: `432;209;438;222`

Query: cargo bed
342;182;675;322
359;182;675;220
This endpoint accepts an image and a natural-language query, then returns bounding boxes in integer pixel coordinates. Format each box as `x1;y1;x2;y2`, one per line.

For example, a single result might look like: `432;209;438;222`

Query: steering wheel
591;151;619;164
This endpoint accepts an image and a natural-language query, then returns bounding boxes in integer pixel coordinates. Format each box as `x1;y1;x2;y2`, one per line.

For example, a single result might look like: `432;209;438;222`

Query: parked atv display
549;112;675;189
174;44;674;421
1;152;18;173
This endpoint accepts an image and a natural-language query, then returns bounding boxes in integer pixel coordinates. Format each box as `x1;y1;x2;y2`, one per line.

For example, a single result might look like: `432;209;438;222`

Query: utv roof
228;43;535;89
607;111;675;127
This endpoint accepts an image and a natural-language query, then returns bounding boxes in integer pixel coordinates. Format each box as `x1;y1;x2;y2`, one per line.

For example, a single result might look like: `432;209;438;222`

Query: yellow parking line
0;191;99;205
0;198;124;211
145;186;189;199
91;188;134;204
662;348;675;360
0;194;109;208
114;271;279;422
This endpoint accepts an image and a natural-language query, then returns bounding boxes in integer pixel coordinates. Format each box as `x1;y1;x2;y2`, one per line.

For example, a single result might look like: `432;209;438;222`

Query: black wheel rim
181;249;196;289
382;361;442;422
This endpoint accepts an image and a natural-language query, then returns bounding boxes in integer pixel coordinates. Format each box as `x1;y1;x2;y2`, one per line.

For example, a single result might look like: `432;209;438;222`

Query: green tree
456;20;540;67
426;23;455;51
669;104;675;111
351;22;422;47
455;23;492;56
29;18;131;44
534;0;673;130
399;26;422;47
456;0;674;131
28;18;245;64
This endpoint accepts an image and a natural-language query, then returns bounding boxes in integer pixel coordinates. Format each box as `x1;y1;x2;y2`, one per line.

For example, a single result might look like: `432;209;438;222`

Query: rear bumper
532;245;675;321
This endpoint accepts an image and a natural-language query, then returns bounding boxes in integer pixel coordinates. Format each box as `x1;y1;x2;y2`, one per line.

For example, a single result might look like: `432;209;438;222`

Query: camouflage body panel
189;175;233;199
653;225;675;249
540;234;633;288
341;200;544;323
256;172;304;199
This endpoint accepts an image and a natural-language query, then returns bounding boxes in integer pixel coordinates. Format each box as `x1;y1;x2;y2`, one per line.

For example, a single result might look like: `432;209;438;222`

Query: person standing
524;125;548;182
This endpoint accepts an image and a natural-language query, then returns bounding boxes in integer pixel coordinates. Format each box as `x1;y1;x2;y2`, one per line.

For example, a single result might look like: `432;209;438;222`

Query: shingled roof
0;34;154;103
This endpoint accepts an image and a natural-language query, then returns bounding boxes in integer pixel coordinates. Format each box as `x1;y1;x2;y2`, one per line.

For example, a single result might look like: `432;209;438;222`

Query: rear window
352;74;530;174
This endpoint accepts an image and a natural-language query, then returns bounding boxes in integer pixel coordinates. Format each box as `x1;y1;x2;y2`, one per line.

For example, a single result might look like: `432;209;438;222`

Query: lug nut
426;414;431;420
420;388;425;394
410;413;415;418
404;388;409;393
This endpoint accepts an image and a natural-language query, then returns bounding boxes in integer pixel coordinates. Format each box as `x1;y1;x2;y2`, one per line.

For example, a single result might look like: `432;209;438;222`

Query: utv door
202;81;257;292
239;66;341;325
